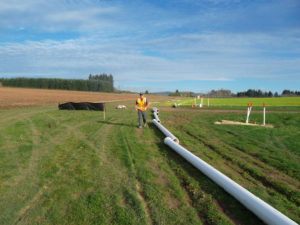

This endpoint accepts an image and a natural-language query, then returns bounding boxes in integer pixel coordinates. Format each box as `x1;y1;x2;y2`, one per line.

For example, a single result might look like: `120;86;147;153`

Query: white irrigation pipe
152;107;161;122
164;138;297;225
153;112;160;123
152;107;159;114
152;119;179;143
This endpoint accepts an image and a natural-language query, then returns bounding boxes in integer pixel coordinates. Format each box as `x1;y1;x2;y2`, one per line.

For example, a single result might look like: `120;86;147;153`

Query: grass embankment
0;103;299;224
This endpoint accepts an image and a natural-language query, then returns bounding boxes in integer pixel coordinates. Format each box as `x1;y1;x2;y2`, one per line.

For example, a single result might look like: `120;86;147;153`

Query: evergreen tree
0;76;114;93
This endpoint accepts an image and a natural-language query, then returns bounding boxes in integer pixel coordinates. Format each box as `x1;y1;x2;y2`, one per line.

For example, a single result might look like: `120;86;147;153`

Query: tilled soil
0;87;170;109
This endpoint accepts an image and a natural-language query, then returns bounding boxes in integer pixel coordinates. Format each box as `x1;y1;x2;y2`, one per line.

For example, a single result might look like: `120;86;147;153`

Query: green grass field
0;101;299;224
156;97;300;111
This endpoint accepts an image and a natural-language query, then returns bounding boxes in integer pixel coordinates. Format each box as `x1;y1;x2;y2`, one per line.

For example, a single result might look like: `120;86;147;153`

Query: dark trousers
138;110;146;126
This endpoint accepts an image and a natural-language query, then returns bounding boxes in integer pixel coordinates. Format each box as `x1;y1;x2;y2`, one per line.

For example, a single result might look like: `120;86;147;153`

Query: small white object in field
116;105;127;109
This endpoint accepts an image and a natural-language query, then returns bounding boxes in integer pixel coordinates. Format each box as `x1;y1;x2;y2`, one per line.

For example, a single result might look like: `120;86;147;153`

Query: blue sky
0;0;299;93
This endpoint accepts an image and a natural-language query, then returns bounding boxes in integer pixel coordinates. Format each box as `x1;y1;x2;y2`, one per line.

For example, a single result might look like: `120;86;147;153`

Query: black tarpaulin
58;102;105;111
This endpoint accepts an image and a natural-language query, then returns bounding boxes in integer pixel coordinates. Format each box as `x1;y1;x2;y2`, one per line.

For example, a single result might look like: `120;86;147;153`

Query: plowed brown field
0;87;170;109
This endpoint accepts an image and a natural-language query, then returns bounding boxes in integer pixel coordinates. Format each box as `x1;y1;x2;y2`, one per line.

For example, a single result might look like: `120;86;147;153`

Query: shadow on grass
149;121;264;225
97;120;137;128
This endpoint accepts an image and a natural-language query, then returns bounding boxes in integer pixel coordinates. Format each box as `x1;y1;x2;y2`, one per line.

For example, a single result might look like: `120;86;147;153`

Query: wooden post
263;103;266;126
103;103;106;120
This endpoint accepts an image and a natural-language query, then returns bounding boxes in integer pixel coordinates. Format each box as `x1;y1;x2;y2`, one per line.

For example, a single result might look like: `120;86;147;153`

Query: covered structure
58;102;105;111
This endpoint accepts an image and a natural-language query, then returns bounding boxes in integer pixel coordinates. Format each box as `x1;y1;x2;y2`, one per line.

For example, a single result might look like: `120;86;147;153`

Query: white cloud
1;29;299;83
0;0;120;31
0;0;299;89
0;0;35;12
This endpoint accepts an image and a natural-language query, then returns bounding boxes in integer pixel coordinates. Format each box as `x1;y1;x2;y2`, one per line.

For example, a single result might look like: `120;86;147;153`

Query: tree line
0;74;114;92
236;89;278;97
168;89;194;97
236;89;300;97
168;88;300;98
281;90;300;97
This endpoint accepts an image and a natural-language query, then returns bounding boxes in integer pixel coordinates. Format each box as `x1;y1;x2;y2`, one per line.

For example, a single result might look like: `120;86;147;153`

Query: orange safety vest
137;97;148;111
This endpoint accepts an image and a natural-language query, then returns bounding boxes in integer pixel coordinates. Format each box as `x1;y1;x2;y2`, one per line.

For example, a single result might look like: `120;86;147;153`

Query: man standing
136;93;148;128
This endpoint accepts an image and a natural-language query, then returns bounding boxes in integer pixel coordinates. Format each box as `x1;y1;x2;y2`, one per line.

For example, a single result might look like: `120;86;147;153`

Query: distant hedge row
0;77;114;92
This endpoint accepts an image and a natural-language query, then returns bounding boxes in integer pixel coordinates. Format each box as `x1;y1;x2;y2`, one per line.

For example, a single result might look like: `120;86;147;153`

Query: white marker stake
248;103;253;123
263;103;266;126
246;104;250;124
200;96;203;108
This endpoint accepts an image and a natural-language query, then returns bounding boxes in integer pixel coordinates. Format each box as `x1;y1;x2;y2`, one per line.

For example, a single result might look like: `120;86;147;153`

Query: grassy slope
0;103;299;224
159;109;300;223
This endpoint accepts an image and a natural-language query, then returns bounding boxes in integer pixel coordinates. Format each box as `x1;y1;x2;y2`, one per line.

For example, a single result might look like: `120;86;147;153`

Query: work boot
138;126;142;128
144;123;147;127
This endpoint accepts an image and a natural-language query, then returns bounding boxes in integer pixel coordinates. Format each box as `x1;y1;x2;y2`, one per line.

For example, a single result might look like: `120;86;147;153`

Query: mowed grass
0;103;205;225
0;102;299;224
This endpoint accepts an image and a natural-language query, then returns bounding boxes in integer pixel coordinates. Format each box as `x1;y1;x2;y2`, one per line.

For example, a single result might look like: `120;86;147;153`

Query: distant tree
257;90;263;97
282;89;291;96
88;73;114;92
208;89;232;98
169;89;180;96
268;91;273;97
246;89;254;97
145;90;149;94
168;89;182;96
